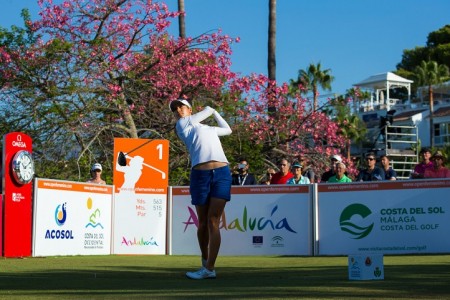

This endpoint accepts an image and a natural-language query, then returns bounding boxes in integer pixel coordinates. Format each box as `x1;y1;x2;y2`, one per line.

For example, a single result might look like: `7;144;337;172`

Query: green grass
0;255;449;299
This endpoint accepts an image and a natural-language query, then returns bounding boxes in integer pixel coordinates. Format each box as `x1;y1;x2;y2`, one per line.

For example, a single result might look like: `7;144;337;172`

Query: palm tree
415;60;449;148
290;63;334;111
332;96;367;160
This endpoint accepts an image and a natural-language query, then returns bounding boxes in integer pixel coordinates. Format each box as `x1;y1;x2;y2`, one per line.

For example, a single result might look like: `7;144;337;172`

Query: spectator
287;161;310;185
260;168;276;185
328;162;352;183
321;154;342;182
380;155;397;180
231;158;257;185
298;155;315;183
356;152;385;181
271;158;294;184
411;148;433;179
424;151;450;178
86;163;106;184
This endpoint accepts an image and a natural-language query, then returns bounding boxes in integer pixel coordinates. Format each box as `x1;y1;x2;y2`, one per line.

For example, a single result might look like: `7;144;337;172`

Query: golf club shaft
124;126;174;156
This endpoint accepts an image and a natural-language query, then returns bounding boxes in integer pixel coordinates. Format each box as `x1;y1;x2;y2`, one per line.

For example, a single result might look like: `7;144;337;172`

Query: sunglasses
366;158;375;161
94;169;102;172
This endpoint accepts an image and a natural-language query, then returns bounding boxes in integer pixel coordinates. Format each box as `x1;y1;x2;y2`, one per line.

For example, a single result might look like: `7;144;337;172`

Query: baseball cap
169;99;191;112
91;163;102;171
292;161;303;168
331;155;342;162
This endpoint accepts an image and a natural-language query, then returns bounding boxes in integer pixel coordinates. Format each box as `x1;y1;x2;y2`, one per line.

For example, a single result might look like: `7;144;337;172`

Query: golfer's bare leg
195;203;210;263
205;197;227;271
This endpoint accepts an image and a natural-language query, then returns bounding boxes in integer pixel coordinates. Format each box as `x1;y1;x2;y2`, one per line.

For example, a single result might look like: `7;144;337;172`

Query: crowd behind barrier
30;177;450;257
231;150;450;186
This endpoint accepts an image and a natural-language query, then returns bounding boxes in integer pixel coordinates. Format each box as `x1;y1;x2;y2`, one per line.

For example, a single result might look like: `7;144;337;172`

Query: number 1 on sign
157;144;163;160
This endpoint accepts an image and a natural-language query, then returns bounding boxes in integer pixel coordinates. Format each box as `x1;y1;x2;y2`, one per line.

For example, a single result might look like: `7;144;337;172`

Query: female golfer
170;98;232;280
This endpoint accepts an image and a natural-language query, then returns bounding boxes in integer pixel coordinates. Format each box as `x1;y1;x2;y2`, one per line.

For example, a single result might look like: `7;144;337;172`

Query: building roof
434;106;450;117
393;109;427;122
353;72;413;90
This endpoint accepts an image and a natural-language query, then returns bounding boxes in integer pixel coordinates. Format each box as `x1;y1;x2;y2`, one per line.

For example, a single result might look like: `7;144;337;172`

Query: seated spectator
287;161;310;185
232;158;257;185
298;155;315;183
260;168;276;185
271;158;294;184
328;162;352;183
321;154;342;182
411;148;433;179
424;151;450;178
356;152;385;181
380;155;397;180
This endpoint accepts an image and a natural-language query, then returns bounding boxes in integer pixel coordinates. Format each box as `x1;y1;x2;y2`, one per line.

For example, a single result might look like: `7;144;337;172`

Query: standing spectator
231;158;257;185
356;152;385;181
298;155;315;183
424;151;450;178
287;161;310;185
86;163;106;184
380;155;397;180
411;148;433;179
321;155;342;182
328;162;352;183
271;158;294;184
260;168;276;185
170;98;232;280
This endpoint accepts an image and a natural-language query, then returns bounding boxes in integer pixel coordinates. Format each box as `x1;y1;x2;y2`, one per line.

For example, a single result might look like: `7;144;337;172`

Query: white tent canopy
353;72;413;111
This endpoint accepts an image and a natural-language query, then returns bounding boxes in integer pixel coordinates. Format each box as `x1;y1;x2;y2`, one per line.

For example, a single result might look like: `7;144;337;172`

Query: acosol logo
340;203;374;239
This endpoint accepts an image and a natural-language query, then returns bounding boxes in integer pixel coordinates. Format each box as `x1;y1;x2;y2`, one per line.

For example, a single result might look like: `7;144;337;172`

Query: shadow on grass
0;262;449;299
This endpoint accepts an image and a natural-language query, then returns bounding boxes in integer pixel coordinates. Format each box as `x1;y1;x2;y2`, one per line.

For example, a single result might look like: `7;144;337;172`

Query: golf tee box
348;254;384;280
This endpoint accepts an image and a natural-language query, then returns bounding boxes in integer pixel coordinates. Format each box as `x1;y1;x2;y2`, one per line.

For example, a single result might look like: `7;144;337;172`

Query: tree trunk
267;0;277;116
429;85;434;148
178;0;186;38
268;0;276;81
313;84;318;111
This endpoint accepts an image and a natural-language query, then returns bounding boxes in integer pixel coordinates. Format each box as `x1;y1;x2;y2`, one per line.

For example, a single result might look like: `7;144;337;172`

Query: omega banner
170;185;313;256
316;179;450;255
2;132;33;257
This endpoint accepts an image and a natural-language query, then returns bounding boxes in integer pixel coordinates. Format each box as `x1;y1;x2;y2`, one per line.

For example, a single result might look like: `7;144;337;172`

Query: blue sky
1;0;449;97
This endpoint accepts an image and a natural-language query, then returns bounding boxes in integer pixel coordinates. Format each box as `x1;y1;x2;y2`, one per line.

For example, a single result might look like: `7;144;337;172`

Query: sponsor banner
112;139;168;254
317;179;450;255
33;179;112;256
113;193;166;254
170;185;312;256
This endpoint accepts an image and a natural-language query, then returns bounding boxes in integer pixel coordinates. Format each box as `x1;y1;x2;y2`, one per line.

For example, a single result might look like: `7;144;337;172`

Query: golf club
117;126;174;166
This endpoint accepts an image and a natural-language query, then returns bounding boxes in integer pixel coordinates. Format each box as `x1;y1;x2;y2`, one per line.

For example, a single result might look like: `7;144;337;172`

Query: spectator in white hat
87;163;106;184
321;154;342;183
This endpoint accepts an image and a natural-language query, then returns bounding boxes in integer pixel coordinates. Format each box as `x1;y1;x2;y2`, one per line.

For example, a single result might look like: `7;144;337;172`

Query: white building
353;72;450;148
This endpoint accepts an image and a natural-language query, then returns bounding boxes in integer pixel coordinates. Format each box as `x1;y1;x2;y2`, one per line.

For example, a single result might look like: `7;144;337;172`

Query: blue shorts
190;165;232;206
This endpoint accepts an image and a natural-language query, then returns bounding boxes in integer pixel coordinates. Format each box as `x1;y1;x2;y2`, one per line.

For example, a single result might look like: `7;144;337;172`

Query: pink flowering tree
0;0;237;180
223;74;349;179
